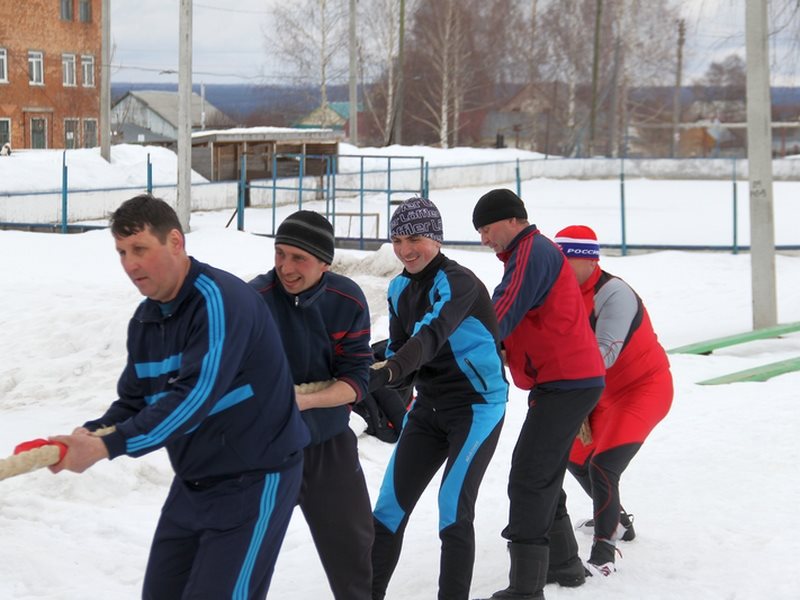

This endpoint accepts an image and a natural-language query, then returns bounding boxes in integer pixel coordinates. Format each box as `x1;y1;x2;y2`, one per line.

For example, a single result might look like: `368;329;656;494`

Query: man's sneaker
585;561;616;577
575;512;636;542
585;540;618;578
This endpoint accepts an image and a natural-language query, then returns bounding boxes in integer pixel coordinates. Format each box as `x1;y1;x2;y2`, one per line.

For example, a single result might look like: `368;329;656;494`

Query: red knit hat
554;225;600;260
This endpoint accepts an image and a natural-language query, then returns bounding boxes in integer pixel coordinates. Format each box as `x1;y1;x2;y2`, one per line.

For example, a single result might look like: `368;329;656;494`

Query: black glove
368;365;392;393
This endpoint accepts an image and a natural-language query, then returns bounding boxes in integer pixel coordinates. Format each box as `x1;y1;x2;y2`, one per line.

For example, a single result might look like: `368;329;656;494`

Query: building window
81;55;95;87
83;119;97;148
0;119;10;145
28;51;44;85
61;0;73;21
63;54;77;87
31;118;47;149
0;48;7;83
79;0;92;22
64;119;80;149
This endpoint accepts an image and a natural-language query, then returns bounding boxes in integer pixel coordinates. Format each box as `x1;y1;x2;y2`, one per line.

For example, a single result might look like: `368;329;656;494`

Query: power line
194;2;271;15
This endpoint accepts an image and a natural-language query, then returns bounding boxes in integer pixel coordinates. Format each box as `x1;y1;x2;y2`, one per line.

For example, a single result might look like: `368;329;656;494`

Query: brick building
0;0;101;150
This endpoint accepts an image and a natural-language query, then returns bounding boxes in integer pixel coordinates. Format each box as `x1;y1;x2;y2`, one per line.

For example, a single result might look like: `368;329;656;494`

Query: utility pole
670;19;685;158
100;0;110;161
588;0;603;157
349;0;358;145
529;0;538;150
177;0;192;232
389;0;405;145
745;0;777;328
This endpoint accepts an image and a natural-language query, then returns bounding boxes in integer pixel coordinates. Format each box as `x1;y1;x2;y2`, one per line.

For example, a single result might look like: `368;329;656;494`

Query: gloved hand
368;365;393;393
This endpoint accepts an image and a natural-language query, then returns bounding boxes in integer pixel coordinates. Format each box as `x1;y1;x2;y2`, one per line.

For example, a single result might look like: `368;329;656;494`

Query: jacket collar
498;224;539;263
138;257;201;321
403;251;445;281
273;268;329;308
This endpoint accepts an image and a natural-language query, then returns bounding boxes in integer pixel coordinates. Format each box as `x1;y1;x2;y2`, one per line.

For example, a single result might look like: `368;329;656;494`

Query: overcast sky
109;0;798;86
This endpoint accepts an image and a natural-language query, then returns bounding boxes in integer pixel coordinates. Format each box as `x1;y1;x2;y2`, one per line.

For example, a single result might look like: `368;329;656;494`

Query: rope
1;380;334;482
294;379;335;394
0;426;116;482
0;445;62;481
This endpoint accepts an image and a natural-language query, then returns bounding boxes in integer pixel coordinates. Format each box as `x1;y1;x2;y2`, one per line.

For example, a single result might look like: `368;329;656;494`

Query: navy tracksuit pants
142;458;302;600
298;428;374;600
372;402;505;600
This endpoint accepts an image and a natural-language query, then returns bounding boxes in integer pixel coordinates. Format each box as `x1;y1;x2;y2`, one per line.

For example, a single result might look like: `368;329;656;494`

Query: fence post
298;153;305;210
237;154;246;231
146;153;153;194
516;158;521;197
359;156;365;249
386;156;392;240
620;155;627;256
272;154;278;235
61;151;68;234
331;154;337;236
423;161;430;198
732;157;739;255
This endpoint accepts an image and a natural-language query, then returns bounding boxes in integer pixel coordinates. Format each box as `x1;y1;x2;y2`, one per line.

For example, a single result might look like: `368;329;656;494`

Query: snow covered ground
1;146;800;599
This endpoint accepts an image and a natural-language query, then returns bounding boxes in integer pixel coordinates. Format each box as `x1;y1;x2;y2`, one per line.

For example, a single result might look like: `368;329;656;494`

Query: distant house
111;90;235;143
294;101;352;130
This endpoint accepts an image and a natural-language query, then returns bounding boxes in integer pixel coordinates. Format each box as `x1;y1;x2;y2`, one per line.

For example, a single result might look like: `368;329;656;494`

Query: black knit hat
472;188;528;229
275;210;335;264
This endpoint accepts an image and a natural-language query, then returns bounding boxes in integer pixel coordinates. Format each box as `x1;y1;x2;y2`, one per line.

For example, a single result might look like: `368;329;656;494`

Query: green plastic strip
667;321;800;355
697;356;800;385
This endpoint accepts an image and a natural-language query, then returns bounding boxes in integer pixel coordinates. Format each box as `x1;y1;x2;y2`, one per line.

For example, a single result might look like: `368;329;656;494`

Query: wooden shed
190;126;343;182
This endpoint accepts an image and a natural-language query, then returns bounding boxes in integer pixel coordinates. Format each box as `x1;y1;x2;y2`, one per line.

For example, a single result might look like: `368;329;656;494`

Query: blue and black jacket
384;252;508;409
85;258;310;481
249;269;372;445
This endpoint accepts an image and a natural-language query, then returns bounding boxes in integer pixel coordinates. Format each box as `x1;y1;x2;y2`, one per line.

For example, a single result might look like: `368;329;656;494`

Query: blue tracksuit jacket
85;258;310;481
250;269;372;445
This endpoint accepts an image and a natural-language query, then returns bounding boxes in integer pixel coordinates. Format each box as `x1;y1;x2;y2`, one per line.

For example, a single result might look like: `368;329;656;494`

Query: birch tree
268;0;348;122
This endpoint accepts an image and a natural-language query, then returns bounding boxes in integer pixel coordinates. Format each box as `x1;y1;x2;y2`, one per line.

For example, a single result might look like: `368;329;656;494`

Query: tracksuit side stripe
233;473;280;600
373;448;405;533
438;402;505;530
127;275;225;453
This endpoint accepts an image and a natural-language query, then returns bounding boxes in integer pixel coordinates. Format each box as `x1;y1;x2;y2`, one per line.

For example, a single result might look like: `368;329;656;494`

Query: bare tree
268;0;349;123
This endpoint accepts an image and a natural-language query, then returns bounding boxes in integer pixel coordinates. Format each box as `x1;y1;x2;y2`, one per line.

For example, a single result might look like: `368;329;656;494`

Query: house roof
116;90;235;129
191;126;343;145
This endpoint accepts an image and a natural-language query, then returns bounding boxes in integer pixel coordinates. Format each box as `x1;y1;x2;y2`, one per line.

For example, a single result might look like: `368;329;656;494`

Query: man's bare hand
47;433;109;474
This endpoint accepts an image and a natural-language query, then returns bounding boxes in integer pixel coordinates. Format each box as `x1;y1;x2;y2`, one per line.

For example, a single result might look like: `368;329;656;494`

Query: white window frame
62;54;77;87
28;51;44;86
64;118;80;149
81;55;95;87
0;118;10;145
0;48;7;83
83;118;97;148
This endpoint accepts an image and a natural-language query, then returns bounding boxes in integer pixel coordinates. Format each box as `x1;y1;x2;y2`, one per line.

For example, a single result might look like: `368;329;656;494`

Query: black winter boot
545;513;585;587
474;543;548;600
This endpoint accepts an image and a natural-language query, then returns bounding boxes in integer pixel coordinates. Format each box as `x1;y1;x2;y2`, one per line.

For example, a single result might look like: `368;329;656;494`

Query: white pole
349;0;358;144
100;0;110;160
177;0;192;231
745;0;777;328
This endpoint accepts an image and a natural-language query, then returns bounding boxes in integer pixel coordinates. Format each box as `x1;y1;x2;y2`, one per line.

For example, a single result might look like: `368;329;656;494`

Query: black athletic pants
502;386;603;547
372;402;505;600
299;428;374;600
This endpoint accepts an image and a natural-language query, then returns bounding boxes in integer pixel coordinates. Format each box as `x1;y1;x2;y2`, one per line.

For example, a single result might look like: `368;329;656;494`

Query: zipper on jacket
465;358;488;391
